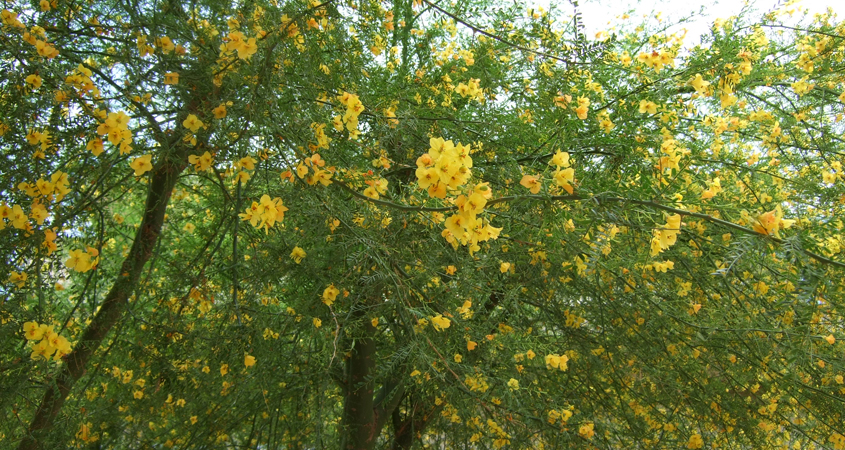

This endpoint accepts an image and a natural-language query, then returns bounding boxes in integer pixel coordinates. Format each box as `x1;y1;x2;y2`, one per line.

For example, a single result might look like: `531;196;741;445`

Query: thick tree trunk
340;319;405;450
342;322;378;450
17;155;186;450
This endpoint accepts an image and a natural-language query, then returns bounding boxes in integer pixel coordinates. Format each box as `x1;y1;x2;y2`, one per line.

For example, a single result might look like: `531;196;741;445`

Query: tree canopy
2;0;845;448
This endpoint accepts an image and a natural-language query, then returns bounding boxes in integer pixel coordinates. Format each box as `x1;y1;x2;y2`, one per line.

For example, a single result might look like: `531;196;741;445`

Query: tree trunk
340;318;405;450
17;154;186;450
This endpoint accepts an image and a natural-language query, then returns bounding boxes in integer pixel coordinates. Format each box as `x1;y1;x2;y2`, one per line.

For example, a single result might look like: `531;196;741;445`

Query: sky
536;0;843;48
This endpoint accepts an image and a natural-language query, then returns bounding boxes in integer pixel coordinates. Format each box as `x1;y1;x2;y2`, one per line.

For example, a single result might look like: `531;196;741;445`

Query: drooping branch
333;181;844;269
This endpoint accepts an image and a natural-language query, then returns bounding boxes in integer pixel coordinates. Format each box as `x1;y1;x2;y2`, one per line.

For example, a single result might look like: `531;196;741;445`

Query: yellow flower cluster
464;373;489;392
701;177;722;200
0;203;30;230
224;31;258;60
650;260;675;273
295;153;333;186
454;78;482;101
485;418;510;448
336;92;365;139
547;408;573;425
23;321;72;361
239;194;289;233
17;171;70;203
66;247;100;272
544;353;569;370
1;9;24;28
578;422;595;439
363;178;388;199
656;133;686;177
650;214;682;256
96;111;133;155
687;433;704;449
549;151;575;194
416;137;473;197
636;49;675;72
188;151;214;171
751;206;795;238
136;35;154;57
416;138;501;252
574;96;590;120
25;129;52;158
16;19;60;59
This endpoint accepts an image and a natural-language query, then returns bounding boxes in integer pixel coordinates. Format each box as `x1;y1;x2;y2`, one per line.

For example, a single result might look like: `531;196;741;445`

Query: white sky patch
530;0;843;47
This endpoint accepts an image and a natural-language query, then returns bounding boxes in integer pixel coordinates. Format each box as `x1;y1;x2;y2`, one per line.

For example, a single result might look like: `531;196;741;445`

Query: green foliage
2;0;845;449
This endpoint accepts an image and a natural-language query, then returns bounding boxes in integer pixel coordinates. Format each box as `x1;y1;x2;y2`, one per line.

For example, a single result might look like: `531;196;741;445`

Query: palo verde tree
2;0;845;448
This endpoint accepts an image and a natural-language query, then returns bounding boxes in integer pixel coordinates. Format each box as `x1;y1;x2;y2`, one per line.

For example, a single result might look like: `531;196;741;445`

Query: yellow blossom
322;285;339;306
130;154;153;176
290;246;306;264
430;314;451;331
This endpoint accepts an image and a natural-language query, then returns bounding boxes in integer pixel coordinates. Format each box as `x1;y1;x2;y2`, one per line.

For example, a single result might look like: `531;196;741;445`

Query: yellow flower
549;151;570;168
290;246;306;264
545;353;569;370
322;285;339;306
163;72;179;85
507;378;519;390
553;168;575;194
687;434;704;449
130;154;153;176
578;422;594;439
430;314;451;331
182;114;205;133
25;74;42;88
638;100;658;114
313;318;322;328
467;340;477;351
23;322;44;340
371;318;379;327
825;334;836;345
688;74;710;94
363;186;379;199
188;151;213;171
519;175;541;194
65;248;99;273
8;271;27;287
752;206;795;238
212;104;227;119
499;262;511;273
220;364;229;376
244;354;256;368
574;97;590;119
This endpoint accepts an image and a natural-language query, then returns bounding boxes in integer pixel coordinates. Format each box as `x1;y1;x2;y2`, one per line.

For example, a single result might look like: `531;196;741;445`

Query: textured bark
17;156;186;450
342;323;378;450
340;320;405;450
